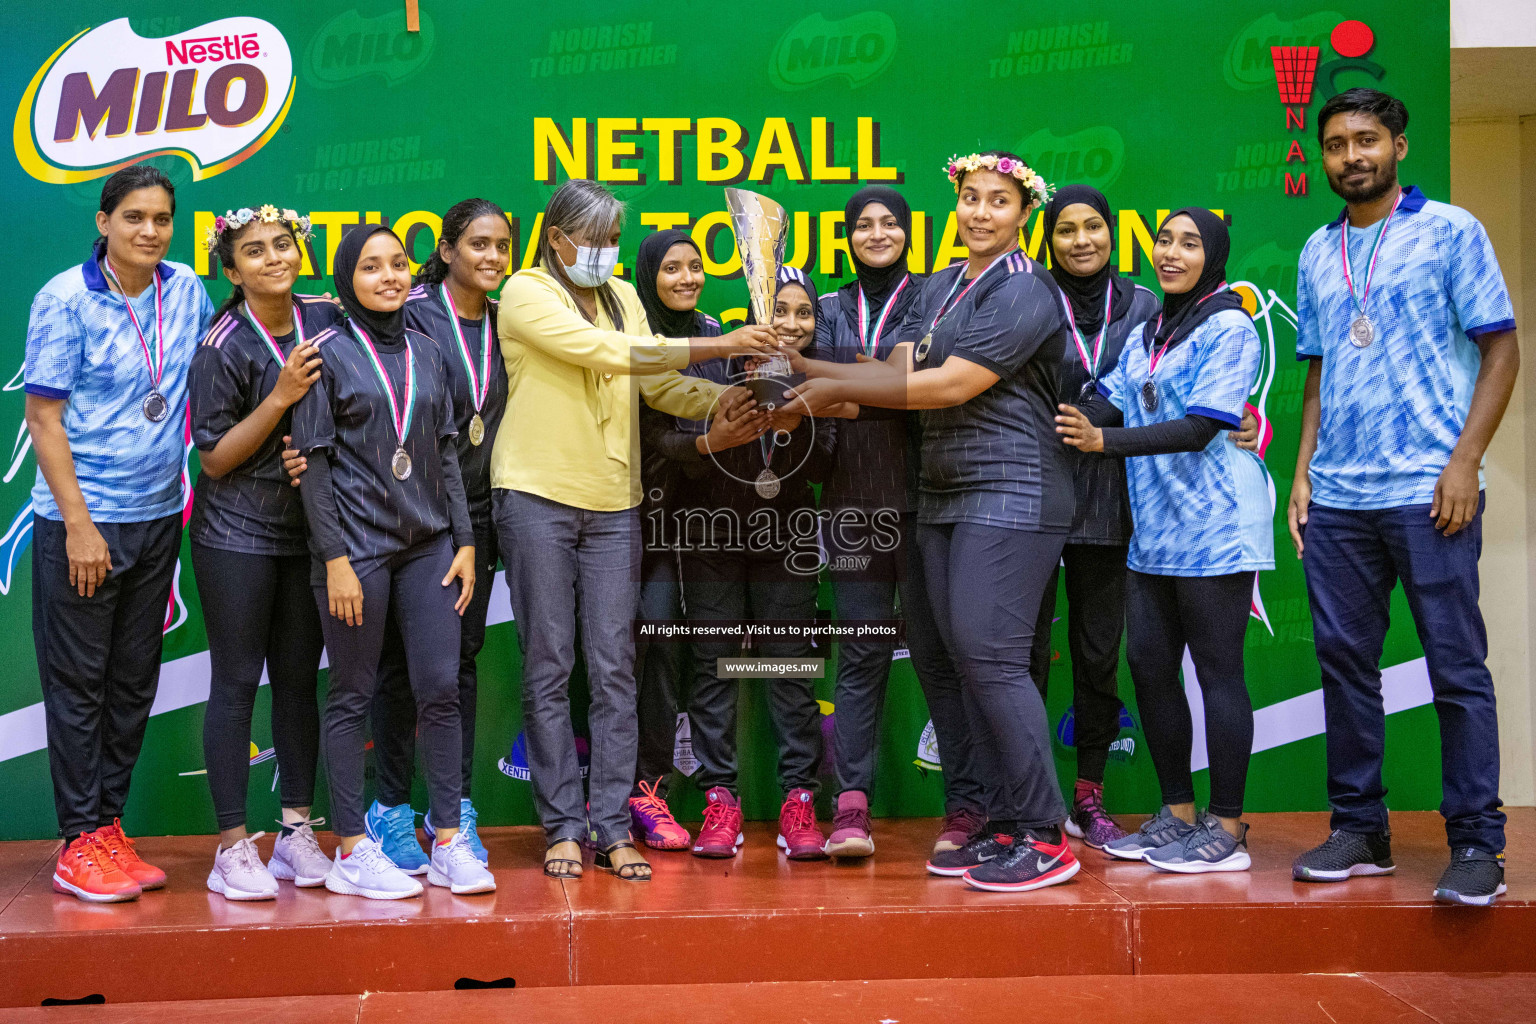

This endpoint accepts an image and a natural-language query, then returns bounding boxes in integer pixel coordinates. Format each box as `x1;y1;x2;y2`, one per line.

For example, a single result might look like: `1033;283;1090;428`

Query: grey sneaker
1433;847;1506;906
207;833;279;901
1104;805;1196;861
1145;813;1251;873
1292;829;1394;882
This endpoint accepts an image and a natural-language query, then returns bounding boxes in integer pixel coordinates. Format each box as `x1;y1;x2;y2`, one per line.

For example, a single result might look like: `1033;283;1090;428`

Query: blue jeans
495;489;641;848
1303;495;1504;852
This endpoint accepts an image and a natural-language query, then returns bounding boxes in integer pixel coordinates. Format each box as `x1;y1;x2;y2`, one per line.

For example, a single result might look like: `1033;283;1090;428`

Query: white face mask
557;231;619;288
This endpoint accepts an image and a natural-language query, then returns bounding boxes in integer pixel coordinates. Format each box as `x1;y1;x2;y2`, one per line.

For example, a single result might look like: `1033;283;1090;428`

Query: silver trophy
725;187;796;410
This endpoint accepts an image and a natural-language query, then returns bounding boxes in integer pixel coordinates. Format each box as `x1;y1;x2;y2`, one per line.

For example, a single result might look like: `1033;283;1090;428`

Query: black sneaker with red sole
962;830;1080;893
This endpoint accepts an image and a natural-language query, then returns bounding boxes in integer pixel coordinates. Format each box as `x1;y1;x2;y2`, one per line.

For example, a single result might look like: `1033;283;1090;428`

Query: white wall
1451;0;1536;48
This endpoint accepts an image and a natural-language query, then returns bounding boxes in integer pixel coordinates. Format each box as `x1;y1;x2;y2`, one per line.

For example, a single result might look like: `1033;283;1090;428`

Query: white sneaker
269;819;331;887
206;833;279;901
324;837;424;900
428;832;497;895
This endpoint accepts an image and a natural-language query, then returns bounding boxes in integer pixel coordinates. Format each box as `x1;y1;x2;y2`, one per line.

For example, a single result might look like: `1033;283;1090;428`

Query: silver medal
142;390;168;422
391;446;413;481
915;333;933;363
1079;381;1098;406
754;468;781;499
1140;379;1159;412
1349;314;1374;348
468;413;485;447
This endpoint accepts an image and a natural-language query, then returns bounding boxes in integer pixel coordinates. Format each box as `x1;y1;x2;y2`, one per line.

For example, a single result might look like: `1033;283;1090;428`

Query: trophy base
745;373;801;411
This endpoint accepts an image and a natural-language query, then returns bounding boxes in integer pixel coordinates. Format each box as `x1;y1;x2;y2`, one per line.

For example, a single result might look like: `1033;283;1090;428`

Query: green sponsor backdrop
0;0;1449;838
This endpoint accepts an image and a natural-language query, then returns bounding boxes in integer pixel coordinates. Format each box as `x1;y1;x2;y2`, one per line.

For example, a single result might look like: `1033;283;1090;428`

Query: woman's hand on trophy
699;386;769;454
781;376;845;417
718;323;781;355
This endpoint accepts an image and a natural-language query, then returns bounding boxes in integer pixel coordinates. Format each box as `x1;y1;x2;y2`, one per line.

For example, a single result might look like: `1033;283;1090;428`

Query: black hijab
335;224;407;347
844;186;912;306
1043;184;1128;335
1145;207;1246;349
635;229;704;338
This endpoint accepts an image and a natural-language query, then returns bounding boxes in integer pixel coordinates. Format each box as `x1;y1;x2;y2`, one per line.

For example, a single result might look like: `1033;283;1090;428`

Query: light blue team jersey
24;255;213;522
1100;308;1275;577
1296;186;1516;510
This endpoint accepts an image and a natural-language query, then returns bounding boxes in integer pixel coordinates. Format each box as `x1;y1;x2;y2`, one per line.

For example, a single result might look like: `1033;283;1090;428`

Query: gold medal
468;413;485;446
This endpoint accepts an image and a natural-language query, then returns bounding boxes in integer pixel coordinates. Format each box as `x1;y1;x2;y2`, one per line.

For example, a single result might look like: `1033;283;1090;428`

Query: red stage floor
0;810;1531;1008
6;974;1536;1024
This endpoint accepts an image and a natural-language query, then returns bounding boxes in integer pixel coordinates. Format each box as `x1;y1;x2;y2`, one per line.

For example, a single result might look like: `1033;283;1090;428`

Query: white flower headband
944;153;1053;208
204;204;314;252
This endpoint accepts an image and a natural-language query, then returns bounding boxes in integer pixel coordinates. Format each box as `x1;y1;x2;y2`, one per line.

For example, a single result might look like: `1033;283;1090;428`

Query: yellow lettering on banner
748;117;806;183
818;212;847;276
697;117;746;183
597;117;641;182
1022;213;1046;261
311;211;362;276
933;212;966;270
1118;210;1156;274
193;211;215;276
394;210;443;274
641;211;691;231
856;117;898;181
906;213;926;274
521;212;545;269
691;210;740;274
642;117;691;183
718;307;748;327
810;117;851;181
784;211;813;269
534;117;587;182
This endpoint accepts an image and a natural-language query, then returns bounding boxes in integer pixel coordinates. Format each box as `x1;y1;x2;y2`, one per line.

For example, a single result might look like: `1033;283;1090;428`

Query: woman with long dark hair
787;151;1079;893
27;166;213;903
365;200;512;873
191;205;339;899
1057;208;1272;872
629;229;767;851
290;225;492;899
493;180;777;881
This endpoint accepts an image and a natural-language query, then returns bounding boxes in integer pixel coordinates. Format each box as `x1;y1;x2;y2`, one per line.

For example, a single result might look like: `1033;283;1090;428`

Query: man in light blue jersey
1288;89;1519;906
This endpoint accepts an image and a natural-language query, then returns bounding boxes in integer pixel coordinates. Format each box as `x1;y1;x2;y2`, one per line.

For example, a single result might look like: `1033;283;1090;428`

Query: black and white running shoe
1434;847;1506;906
1293;829;1395;882
926;828;1017;877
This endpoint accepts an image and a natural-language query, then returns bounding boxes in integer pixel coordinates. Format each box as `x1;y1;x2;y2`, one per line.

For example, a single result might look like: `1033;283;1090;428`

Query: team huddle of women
25;89;1518;907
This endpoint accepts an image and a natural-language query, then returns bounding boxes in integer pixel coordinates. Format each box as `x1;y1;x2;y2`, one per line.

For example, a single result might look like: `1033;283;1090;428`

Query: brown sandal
594;840;651;881
543;838;583;879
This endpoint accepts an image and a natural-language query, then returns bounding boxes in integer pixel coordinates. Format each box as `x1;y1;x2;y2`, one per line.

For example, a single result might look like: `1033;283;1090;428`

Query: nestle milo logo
1224;11;1341;90
1019;125;1124;192
304;8;434;88
1232;240;1301;298
770;11;896;90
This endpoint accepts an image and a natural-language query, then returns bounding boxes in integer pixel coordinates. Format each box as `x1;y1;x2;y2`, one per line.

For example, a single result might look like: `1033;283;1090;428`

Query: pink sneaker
630;779;691;850
692;787;743;858
934;807;985;855
824;790;875;858
776;788;827;860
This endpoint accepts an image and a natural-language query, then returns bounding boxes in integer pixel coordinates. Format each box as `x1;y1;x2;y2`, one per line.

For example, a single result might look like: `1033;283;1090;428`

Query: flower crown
944;153;1053;207
203;204;314;252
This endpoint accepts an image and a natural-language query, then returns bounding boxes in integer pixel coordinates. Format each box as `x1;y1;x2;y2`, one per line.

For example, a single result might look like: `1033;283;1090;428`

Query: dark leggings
315;535;464;838
917;522;1067;828
373;517;498;807
1030;543;1129;784
193;544;323;832
1125;570;1254;818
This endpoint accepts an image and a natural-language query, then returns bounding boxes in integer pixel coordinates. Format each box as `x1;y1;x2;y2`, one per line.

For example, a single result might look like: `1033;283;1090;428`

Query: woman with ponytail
365;200;511;872
26;166;213;903
492;179;779;881
189;205;341;899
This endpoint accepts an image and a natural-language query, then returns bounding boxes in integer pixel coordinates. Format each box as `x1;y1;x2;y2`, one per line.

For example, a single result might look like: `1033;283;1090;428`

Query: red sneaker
96;819;166;891
630;778;691;850
53;832;141;903
692;787;743;858
776;788;827;860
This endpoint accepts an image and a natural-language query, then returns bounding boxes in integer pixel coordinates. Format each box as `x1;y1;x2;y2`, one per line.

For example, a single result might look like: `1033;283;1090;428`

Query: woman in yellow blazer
493;179;777;881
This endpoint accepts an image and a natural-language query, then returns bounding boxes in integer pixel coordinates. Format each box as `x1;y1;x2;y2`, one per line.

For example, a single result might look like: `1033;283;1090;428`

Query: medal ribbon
856;275;910;358
349;323;415;446
928;249;1014;337
103;258;165;389
438;285;492;412
244;302;306;366
1341;188;1403;316
1145;283;1230;381
1058;284;1115;382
